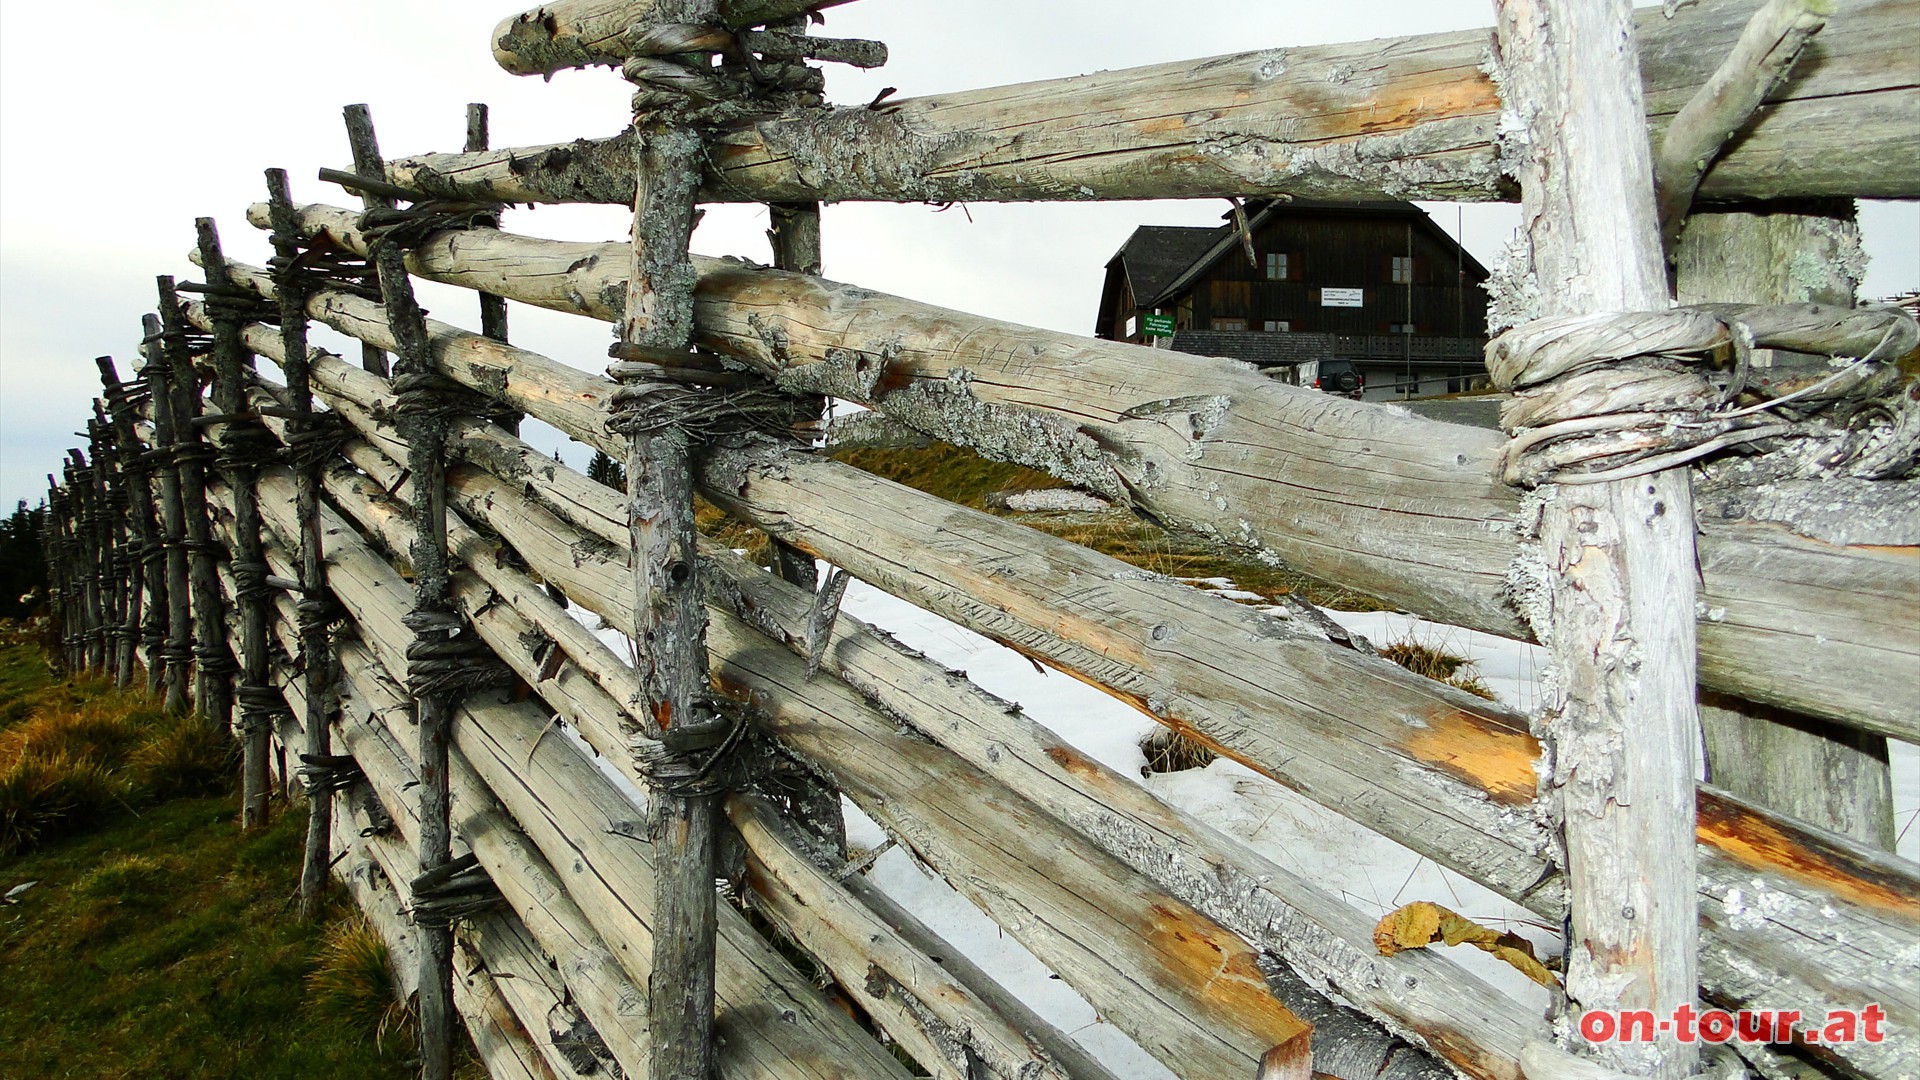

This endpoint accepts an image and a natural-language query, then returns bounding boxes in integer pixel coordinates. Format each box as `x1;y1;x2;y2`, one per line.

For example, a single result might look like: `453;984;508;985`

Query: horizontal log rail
208;468;916;1080
387;0;1919;206
227;208;1920;740
186;287;1920;1080
281;392;1321;1080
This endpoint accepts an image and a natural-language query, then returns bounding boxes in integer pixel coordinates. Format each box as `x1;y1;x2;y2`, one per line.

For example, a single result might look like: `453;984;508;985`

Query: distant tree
0;500;49;619
587;450;626;489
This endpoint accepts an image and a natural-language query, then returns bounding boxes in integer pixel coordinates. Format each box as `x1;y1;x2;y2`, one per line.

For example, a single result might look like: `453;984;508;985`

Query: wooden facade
1096;200;1493;396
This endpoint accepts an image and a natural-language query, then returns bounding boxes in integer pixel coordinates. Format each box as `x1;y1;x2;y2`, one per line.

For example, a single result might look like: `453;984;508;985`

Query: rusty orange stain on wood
1144;902;1313;1051
1043;744;1102;781
1399;709;1541;806
1135;115;1190;135
1696;792;1920;920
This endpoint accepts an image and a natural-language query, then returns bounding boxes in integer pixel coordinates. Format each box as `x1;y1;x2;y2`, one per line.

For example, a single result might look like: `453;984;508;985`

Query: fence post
87;404;137;687
613;8;726;1073
142;315;195;716
45;476;78;671
1492;1;1699;1076
97;356;167;697
265;167;345;920
343;103;484;1080
198;218;282;830
157;275;235;729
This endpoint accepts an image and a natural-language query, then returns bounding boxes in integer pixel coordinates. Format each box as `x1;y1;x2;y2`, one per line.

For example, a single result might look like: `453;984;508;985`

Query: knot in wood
1487;302;1920;487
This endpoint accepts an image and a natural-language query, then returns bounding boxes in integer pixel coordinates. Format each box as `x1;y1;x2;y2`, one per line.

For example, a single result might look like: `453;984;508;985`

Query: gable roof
1120;199;1491;310
1106;225;1226;304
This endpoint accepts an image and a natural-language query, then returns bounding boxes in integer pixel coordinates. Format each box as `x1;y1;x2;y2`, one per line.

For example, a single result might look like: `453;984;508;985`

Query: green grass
0;638;432;1079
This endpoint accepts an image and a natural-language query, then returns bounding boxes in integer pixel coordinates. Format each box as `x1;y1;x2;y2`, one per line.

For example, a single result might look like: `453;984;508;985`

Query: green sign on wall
1141;313;1176;337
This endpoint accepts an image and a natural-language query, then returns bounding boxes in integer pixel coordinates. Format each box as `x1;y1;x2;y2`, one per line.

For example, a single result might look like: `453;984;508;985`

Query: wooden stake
198;218;275;831
619;27;722;1074
157;276;233;728
267;167;341;919
95;356;166;696
142;315;194;715
1493;2;1698;1075
343;106;460;1080
1674;203;1896;849
343;105;393;379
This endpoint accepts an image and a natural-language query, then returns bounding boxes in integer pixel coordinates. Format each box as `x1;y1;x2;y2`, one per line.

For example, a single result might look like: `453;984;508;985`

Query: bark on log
232;207;1920;739
193;284;1920;1080
386;0;1920;206
491;0;855;75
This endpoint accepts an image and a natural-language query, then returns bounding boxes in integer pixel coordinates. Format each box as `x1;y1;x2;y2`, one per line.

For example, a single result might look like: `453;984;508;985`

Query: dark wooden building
1095;200;1492;399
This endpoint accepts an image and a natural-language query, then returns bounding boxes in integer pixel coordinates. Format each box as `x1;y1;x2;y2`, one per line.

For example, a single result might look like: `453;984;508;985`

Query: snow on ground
558;567;1919;1077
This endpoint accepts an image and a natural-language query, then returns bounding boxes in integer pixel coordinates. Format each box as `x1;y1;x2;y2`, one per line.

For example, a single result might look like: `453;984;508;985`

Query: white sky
2;1;1915;507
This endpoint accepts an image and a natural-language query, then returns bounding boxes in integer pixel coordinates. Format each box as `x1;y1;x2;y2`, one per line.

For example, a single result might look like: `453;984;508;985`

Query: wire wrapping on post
407;852;500;929
297;752;362;795
401;608;510;704
1488;302;1920;487
234;684;293;736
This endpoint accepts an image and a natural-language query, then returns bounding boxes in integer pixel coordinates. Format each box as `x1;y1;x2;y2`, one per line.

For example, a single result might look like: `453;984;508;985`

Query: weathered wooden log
95;357;165;696
729;795;1126;1080
139;318;193;714
303;418;1320;1076
265;168;344;918
193;286;1920;1080
1676;203;1897;849
288;400;1318;1080
233;206;1920;739
389;0;1920;206
618;56;726;1079
1652;0;1832;250
491;0;855;75
238;463;913;1080
157;276;233;727
198;219;278;832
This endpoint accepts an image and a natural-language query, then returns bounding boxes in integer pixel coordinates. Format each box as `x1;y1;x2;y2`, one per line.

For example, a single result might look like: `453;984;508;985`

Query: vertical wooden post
143;315;194;715
71;443;109;672
96;356;164;694
157;275;235;730
345;104;458;1080
198;218;276;830
267;167;343;918
1493;2;1698;1077
344;105;393;380
1673;204;1896;849
85;410;131;683
618;15;722;1073
464;103;520;438
44;480;73;671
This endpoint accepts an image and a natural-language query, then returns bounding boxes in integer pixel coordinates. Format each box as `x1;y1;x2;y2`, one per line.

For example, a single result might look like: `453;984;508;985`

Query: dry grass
0;669;233;855
1139;728;1219;776
1379;640;1498;701
307;916;414;1052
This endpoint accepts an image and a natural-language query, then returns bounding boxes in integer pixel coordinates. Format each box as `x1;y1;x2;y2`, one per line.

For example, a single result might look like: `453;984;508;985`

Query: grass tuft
129;711;238;800
1140;728;1218;775
0;750;123;854
1380;640;1498;701
307;916;414;1051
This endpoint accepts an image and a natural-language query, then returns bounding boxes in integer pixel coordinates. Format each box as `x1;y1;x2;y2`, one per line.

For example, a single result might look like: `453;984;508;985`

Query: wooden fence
39;1;1918;1079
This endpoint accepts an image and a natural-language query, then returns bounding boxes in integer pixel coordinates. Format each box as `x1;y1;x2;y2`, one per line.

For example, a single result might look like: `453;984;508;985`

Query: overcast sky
2;1;1914;509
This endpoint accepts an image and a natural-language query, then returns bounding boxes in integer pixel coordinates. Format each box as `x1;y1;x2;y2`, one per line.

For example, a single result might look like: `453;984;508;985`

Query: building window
1391;255;1414;284
1265;252;1289;280
1212;317;1247;331
1389;322;1416;334
1125;315;1138;337
1263;320;1290;332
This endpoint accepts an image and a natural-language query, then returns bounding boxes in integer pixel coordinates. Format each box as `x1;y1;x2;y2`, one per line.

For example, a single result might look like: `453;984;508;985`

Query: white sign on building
1320;287;1364;308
